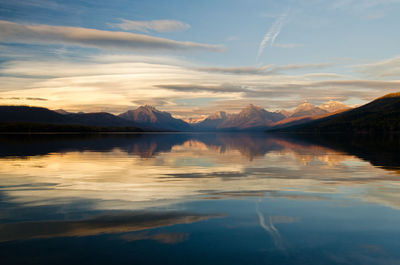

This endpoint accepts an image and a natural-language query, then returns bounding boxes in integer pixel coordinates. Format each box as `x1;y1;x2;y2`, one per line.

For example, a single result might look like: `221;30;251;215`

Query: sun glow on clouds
1;54;400;116
0;13;399;117
0;0;399;118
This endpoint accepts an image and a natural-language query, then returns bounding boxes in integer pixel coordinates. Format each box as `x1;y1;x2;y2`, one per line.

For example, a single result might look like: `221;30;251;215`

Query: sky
0;0;400;118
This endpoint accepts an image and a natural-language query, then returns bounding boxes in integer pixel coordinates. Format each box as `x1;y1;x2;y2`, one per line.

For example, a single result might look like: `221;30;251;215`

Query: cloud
195;66;273;75
304;73;346;79
26;97;48;101
330;0;400;19
257;12;288;61
0;20;224;52
0;0;66;11
155;84;247;94
1;54;399;115
272;43;303;48
131;97;172;107
195;63;334;75
354;55;400;78
226;36;239;41
273;63;334;71
332;0;400;10
0;97;47;101
309;79;400;89
111;19;190;33
155;78;400;105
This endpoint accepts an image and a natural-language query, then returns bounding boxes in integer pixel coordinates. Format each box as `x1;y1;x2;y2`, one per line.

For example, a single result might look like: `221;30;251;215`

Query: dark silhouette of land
270;92;400;134
0;92;399;133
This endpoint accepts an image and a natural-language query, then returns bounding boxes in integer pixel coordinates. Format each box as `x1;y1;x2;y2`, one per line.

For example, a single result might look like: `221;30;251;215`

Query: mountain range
194;105;286;131
271;92;400;134
0;93;398;133
119;105;192;131
193;101;351;131
0;106;143;132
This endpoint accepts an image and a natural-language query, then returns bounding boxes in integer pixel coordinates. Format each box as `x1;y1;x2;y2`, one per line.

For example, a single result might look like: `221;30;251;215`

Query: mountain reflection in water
0;133;400;265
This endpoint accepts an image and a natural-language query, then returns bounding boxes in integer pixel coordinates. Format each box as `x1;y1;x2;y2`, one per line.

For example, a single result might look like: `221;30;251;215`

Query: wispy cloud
332;0;400;10
257;12;289;61
272;43;302;48
195;66;273;75
273;63;334;71
0;97;47;101
1;55;399;115
0;20;224;52
111;19;190;33
156;79;400;103
196;63;333;75
354;55;400;78
155;84;246;94
309;79;400;89
0;0;66;11
331;0;400;19
304;73;346;79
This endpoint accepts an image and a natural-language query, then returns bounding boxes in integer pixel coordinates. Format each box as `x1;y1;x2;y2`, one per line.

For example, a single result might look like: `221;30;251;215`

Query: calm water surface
0;133;400;265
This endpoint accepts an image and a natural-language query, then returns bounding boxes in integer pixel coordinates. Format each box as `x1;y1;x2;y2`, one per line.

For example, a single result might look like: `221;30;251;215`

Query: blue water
0;133;399;265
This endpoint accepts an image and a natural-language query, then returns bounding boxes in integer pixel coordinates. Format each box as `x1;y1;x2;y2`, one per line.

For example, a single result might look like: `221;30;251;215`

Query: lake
0;133;400;265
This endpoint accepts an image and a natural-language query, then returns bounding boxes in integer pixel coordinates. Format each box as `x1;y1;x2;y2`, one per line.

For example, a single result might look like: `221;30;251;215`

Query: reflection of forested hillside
0;133;399;175
275;133;400;174
0;134;190;158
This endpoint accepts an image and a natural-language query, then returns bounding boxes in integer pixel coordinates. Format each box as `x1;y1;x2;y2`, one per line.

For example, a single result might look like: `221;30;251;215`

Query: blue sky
0;0;400;118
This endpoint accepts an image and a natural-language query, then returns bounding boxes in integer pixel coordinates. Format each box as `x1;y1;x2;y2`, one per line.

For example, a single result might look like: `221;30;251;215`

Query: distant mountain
221;104;285;130
185;116;207;124
0;106;142;132
319;101;349;113
194;111;229;131
0;106;70;124
271;92;400;134
196;105;285;131
0;105;192;132
290;102;328;118
0;98;361;133
279;109;292;118
278;101;350;119
271;102;351;130
54;109;71;115
66;112;140;127
270;110;347;130
119;105;192;131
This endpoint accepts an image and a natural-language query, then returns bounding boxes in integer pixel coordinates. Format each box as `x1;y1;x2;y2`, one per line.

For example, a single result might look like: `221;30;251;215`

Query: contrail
256;12;288;62
256;202;286;251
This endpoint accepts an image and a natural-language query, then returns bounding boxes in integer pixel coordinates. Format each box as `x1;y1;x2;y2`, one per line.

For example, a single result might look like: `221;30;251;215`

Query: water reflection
1;133;398;209
1;133;399;170
256;201;286;251
0;211;220;243
0;133;400;264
